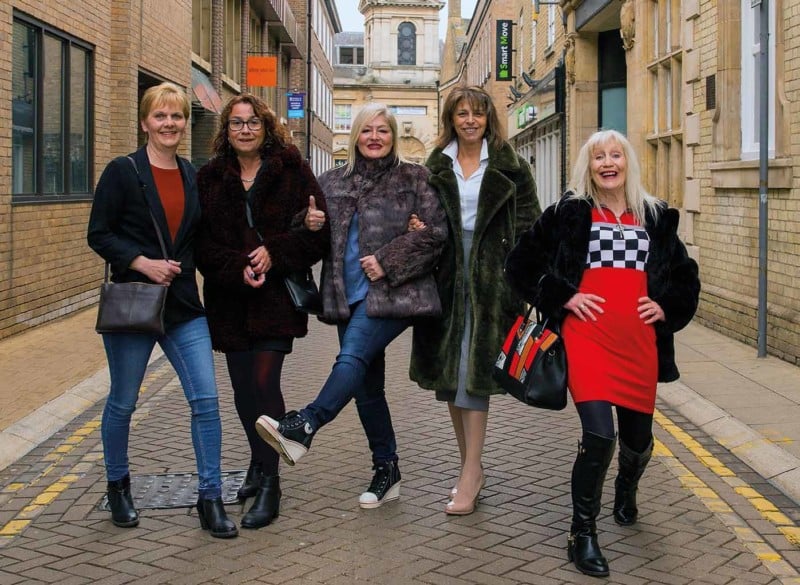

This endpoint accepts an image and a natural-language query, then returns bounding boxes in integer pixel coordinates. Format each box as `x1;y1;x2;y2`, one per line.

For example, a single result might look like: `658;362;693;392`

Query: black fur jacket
504;195;700;382
316;154;447;323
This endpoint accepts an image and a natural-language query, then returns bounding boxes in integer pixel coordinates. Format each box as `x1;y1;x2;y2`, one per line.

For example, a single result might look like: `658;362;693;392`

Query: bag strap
102;157;170;284
243;190;264;243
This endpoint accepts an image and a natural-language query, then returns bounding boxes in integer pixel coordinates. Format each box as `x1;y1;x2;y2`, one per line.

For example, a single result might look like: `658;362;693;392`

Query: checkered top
585;220;650;270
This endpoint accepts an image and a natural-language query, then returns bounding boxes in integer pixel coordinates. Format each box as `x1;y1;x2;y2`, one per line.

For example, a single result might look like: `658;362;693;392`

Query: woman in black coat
505;129;700;577
195;94;329;529
87;82;237;538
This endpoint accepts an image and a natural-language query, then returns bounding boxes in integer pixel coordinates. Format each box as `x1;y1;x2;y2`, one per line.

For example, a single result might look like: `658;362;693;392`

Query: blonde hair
139;82;190;122
566;129;660;225
344;103;403;175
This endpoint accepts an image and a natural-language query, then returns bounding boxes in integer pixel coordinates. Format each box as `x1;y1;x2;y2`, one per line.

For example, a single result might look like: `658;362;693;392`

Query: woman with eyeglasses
195;94;329;529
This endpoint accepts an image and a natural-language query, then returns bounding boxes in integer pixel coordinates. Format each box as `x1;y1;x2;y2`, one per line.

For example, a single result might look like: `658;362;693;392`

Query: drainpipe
757;0;769;357
306;0;313;163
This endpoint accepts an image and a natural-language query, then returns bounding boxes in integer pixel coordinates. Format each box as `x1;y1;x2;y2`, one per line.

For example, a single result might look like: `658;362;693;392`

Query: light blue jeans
101;316;223;499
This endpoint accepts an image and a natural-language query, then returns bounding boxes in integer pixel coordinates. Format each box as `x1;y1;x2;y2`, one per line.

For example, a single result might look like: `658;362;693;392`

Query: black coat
195;144;330;351
409;141;541;396
87;146;205;326
504;195;701;382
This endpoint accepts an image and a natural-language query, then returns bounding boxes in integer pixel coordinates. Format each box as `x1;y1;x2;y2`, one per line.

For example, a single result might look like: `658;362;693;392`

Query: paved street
0;315;799;584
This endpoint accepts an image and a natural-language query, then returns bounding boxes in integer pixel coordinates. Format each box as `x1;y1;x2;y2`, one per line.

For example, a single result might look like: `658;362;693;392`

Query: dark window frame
12;11;94;204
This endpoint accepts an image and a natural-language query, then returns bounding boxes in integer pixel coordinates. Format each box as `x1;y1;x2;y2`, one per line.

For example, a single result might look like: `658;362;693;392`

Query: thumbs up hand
304;195;327;232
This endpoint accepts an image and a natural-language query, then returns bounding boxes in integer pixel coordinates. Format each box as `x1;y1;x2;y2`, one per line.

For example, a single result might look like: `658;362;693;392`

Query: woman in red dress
505;130;700;578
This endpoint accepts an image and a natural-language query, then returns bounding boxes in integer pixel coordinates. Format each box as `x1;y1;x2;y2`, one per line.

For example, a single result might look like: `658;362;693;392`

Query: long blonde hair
566;129;660;225
343;103;404;175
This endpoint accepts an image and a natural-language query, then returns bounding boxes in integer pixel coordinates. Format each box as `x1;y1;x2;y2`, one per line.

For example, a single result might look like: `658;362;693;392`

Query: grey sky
333;0;478;37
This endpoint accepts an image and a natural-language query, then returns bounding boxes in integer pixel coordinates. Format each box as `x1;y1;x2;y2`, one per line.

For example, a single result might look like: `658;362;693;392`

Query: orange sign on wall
247;56;278;87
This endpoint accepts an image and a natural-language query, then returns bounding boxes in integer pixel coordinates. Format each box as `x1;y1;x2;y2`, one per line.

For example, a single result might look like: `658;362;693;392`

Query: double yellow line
0;362;169;546
654;408;800;581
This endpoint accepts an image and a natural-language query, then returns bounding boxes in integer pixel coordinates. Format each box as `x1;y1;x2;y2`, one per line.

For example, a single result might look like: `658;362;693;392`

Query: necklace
241;176;256;183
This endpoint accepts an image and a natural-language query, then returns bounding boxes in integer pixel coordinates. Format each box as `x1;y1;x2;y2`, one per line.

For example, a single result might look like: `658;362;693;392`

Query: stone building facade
0;0;339;340
331;0;443;167
444;0;799;364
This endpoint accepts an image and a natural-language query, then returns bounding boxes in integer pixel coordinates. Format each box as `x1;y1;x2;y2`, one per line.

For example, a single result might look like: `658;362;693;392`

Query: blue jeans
302;301;409;464
101;316;223;499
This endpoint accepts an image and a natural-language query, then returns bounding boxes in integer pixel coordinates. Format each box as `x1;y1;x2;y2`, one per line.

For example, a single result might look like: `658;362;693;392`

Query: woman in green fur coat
409;86;541;514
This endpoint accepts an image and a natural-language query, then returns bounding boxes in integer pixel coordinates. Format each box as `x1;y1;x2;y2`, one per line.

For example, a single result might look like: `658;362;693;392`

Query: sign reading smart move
287;92;305;119
496;20;513;81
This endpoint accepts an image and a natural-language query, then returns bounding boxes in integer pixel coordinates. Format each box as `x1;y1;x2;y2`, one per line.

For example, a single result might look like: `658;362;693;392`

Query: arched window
397;22;416;65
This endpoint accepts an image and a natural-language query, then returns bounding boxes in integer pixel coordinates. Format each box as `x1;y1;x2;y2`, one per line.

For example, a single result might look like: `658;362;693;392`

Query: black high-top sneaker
359;460;401;509
256;410;315;466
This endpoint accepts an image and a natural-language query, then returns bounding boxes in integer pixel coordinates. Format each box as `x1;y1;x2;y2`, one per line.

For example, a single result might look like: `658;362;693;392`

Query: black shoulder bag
95;157;169;335
243;189;323;315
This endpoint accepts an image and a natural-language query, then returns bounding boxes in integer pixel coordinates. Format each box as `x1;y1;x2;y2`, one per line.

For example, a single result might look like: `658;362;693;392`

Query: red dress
562;208;658;413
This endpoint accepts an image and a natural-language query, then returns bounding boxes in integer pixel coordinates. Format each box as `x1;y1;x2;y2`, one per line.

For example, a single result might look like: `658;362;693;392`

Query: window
547;6;556;48
397;22;416;65
647;0;683;207
339;46;364;65
192;0;211;64
531;15;537;68
12;15;93;200
740;0;775;159
334;104;352;132
389;106;427;116
224;0;241;81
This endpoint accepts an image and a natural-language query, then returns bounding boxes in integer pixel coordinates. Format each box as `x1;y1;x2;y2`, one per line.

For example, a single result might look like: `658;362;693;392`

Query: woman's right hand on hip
565;293;605;322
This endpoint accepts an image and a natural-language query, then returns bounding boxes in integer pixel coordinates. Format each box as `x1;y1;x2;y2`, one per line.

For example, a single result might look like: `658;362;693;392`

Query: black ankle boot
241;475;281;529
613;438;653;526
237;461;264;500
196;497;238;538
107;474;139;528
567;432;616;577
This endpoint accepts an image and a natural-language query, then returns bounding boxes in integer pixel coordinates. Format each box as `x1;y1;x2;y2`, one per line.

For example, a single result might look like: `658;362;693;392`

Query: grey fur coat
316;154;448;323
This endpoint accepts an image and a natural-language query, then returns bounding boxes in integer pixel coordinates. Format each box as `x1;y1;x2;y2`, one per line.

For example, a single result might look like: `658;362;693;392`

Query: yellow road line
654;408;800;581
0;363;168;544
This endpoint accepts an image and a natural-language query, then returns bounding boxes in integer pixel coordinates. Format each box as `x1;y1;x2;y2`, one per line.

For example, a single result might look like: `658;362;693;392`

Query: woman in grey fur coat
257;103;447;509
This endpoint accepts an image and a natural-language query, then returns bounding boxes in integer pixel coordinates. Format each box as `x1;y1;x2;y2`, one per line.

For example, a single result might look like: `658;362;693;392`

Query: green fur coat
409;141;542;397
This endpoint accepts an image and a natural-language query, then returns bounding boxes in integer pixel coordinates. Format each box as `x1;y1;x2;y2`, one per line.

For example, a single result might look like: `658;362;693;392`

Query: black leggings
575;400;653;453
225;351;287;476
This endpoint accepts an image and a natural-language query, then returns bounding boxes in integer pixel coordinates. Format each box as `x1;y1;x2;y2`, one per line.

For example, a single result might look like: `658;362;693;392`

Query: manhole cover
99;470;245;510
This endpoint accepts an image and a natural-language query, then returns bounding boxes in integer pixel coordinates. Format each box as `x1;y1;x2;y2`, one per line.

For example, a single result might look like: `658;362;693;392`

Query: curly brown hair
211;93;291;157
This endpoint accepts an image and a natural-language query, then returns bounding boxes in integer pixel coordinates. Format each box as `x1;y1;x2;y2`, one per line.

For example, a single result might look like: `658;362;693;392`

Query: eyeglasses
228;118;263;131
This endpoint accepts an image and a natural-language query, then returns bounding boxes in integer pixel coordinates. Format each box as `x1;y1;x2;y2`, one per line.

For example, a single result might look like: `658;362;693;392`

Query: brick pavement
0;318;798;584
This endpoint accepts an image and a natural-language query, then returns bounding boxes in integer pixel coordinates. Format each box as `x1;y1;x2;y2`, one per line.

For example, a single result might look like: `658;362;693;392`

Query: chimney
449;0;462;25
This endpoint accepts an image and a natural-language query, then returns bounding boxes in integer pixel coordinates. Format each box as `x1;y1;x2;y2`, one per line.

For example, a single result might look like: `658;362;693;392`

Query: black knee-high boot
613;438;653;526
567;432;616;577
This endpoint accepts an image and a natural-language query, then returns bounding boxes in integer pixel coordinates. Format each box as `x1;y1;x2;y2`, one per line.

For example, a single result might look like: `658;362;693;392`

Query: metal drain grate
99;470;245;510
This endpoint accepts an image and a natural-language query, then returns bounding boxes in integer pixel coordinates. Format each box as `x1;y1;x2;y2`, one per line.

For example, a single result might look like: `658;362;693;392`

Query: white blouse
442;139;489;231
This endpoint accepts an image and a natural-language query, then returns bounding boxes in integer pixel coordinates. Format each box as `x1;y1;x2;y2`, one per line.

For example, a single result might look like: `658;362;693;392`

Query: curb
659;380;800;505
0;347;164;473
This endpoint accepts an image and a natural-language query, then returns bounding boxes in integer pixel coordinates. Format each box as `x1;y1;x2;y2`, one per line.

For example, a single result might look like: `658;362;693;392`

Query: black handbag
492;306;568;410
95;157;169;336
284;269;323;315
243;188;323;315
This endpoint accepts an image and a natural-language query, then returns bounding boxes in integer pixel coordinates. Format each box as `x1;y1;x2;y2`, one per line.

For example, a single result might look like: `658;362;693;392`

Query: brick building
332;0;443;167
1;0;339;340
445;0;800;364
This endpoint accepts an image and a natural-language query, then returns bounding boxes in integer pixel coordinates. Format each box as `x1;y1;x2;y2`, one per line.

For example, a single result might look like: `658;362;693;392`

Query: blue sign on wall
287;92;305;119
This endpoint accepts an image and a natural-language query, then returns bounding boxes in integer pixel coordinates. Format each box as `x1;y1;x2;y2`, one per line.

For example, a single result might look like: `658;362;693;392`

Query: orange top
150;166;185;242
